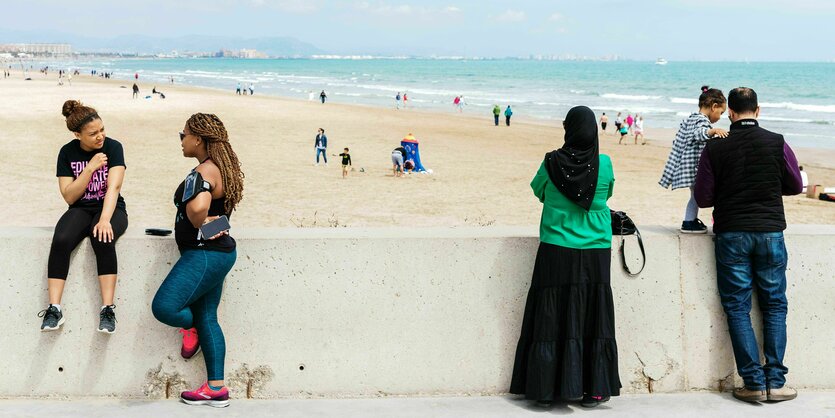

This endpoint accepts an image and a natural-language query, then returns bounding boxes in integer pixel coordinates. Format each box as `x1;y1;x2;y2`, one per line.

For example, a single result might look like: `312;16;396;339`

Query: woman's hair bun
62;100;82;118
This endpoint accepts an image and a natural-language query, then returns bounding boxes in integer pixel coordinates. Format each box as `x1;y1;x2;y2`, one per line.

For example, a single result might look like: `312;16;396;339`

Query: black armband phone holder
182;170;212;203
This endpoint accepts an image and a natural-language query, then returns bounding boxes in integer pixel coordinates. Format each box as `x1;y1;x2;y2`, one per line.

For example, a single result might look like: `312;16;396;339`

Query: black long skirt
509;242;621;401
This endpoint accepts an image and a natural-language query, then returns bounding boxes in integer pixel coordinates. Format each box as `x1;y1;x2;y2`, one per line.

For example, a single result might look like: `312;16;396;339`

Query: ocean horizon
11;57;835;148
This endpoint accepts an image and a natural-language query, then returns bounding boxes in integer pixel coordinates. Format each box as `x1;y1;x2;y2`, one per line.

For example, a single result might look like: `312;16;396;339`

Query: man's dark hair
698;86;726;109
344;147;349;151
728;87;758;114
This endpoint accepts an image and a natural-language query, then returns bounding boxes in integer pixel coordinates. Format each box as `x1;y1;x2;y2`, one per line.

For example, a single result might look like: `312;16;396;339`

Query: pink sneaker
180;382;229;408
179;328;200;359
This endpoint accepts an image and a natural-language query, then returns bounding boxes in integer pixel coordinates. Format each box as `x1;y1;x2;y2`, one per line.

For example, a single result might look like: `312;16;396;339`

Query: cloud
252;0;321;13
493;9;526;23
352;2;460;17
548;13;563;21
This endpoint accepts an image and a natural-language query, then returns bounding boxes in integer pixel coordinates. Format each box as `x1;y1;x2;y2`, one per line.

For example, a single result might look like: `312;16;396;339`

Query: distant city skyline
1;1;834;61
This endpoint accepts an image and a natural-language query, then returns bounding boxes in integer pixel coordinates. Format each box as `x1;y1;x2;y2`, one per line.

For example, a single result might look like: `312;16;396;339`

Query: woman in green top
509;106;621;408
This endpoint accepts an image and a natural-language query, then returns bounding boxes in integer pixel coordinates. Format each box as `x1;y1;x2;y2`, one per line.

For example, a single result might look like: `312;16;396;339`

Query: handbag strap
619;226;646;276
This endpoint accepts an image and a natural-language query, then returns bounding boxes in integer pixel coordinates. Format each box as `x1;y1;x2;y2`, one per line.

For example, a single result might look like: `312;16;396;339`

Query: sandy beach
2;75;834;230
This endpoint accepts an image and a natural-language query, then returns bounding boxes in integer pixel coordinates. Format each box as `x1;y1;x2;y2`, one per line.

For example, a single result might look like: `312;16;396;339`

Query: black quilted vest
705;119;787;233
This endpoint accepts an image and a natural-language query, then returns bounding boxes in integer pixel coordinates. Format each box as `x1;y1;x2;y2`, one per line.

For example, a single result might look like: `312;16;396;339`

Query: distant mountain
0;30;323;57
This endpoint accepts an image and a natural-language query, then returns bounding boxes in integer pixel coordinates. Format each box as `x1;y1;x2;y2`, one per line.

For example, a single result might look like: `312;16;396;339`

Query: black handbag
610;210;645;276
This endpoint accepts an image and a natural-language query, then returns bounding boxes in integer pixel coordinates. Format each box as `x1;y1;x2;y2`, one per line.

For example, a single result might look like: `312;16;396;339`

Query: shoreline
1;75;833;229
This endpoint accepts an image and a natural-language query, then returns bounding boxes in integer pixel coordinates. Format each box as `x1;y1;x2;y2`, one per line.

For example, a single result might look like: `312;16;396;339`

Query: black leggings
47;207;128;279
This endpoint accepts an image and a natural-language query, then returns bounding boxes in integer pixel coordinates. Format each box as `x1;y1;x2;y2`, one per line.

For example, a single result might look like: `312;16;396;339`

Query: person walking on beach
152;113;244;408
134;72;138;80
235;83;241;95
659;86;728;233
600;112;608;134
694;87;802;403
403;92;408;108
493;105;501;126
453;96;461;111
38;100;128;334
339;147;352;179
614;112;622;133
617;123;629;144
315;128;328;166
320;90;327;104
395;92;402;109
510;106;620;408
625;114;634;133
132;83;139;99
633;115;645;145
249;83;254;95
504;105;513;126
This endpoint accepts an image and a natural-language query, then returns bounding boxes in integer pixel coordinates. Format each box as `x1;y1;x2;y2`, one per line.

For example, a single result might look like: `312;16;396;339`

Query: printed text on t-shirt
70;161;109;201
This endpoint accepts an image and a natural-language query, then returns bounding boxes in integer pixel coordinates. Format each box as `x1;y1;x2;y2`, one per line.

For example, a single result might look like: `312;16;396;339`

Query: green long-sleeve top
531;154;615;249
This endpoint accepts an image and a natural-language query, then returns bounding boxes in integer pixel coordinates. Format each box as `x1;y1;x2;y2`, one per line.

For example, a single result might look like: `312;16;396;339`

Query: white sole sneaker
41;317;65;332
679;229;708;234
97;327;115;334
181;398;230;408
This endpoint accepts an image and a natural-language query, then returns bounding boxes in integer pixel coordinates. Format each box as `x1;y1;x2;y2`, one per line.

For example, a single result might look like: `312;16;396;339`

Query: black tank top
173;180;235;253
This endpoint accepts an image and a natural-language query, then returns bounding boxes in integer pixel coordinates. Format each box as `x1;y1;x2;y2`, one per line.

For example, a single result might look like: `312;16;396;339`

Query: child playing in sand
659;86;729;233
339;148;351;179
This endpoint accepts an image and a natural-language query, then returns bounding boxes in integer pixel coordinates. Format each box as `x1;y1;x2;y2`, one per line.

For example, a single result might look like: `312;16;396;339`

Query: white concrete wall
1;226;833;399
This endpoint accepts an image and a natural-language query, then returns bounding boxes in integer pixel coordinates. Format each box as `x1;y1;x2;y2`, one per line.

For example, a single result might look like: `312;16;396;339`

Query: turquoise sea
21;58;835;148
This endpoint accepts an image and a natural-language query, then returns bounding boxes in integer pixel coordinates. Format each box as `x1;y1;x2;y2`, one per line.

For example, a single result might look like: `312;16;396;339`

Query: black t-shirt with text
56;137;126;210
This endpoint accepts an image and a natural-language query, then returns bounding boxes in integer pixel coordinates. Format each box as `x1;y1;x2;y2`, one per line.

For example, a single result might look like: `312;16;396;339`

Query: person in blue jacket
315;128;328;166
505;105;514;126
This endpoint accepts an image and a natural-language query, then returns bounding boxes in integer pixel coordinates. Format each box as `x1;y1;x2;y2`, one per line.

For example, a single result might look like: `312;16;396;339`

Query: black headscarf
545;106;600;211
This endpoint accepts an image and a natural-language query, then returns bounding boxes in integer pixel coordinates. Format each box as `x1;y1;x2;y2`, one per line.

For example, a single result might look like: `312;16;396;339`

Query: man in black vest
694;87;803;403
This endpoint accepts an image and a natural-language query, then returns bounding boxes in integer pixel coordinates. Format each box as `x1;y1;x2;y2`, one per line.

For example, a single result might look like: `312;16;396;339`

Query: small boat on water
655;58;668;65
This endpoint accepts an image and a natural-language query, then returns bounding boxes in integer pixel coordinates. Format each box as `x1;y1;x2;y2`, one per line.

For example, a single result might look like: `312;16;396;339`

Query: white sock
101;305;113;311
51;304;62;312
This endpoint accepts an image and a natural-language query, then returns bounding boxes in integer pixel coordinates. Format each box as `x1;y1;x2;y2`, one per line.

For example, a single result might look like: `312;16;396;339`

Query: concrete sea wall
1;226;833;398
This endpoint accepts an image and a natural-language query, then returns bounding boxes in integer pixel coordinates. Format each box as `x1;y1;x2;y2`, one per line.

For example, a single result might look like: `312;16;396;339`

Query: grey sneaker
38;305;64;331
98;305;117;334
767;386;797;401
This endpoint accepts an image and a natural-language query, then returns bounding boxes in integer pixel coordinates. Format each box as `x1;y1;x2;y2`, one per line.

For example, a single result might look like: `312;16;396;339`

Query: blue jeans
152;249;236;381
714;231;789;390
316;148;327;163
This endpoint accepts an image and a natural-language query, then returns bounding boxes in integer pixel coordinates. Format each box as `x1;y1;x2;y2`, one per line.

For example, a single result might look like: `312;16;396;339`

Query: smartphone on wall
198;215;230;240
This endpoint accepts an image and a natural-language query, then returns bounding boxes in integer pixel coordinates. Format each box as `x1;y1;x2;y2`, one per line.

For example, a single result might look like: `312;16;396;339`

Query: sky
1;0;834;60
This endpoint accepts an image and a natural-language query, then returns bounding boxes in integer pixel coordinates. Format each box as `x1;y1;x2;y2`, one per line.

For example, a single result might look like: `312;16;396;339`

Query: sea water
18;58;835;148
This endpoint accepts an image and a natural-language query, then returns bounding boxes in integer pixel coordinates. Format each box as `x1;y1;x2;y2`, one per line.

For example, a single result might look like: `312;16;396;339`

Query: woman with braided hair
152;113;244;408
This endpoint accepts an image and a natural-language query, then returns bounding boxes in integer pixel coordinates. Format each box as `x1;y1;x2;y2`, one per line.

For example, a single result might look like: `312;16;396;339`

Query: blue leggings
152;249;236;381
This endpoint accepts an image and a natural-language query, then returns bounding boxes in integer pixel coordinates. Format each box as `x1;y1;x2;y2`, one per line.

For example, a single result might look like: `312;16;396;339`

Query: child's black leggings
47;207;129;279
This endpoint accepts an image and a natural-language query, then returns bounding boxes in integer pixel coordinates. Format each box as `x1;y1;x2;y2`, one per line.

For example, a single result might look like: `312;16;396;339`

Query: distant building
214;48;268;59
0;43;72;55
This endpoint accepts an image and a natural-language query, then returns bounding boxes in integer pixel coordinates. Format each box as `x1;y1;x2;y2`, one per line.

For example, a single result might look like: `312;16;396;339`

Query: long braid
186;113;244;214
